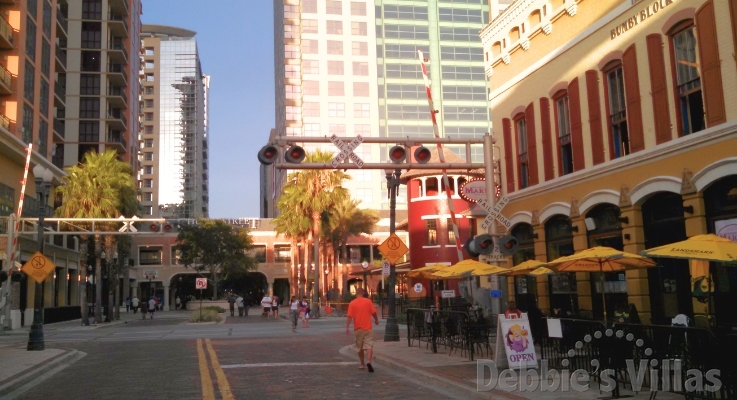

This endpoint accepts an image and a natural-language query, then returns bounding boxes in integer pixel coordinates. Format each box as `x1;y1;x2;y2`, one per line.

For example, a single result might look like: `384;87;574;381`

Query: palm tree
277;150;349;313
55;150;138;324
273;190;311;296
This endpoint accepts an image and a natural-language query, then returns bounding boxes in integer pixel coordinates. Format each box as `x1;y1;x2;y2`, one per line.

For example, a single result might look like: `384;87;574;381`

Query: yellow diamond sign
21;252;56;284
378;233;408;265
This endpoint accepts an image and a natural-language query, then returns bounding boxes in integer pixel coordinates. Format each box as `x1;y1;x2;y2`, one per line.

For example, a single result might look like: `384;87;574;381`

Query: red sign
195;278;207;290
459;179;486;203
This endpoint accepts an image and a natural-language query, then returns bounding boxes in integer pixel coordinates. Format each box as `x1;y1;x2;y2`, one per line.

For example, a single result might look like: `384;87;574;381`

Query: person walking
289;296;300;332
346;288;379;372
228;293;236;316
131;296;140;314
236;295;245;317
300;296;310;328
175;296;181;311
271;295;279;320
140;299;148;320
125;297;131;313
148;297;156;319
261;293;272;318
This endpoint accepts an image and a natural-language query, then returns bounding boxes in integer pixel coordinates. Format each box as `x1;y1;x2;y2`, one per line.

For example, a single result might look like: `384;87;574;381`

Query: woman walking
300;296;310;328
271;295;279;320
289;296;300;332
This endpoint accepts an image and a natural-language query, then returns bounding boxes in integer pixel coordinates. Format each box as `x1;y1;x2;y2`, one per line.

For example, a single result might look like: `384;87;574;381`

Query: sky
141;0;275;218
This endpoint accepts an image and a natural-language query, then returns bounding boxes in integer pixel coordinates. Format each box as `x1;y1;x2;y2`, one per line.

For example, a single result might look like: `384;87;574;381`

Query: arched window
668;21;704;136
603;62;630;158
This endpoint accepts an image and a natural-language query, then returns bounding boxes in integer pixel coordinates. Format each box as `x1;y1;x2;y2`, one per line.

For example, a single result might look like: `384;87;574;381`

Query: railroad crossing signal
118;215;139;232
330;134;364;169
477;196;511;230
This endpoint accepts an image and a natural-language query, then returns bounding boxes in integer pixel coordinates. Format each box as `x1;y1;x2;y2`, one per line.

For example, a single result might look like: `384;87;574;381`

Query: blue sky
142;0;275;218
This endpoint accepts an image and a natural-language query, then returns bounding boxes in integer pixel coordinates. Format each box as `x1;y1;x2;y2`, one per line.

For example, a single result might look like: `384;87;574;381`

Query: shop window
446;218;456;244
251;245;267;263
605;65;629;158
139;247;162;265
670;23;704;136
426;219;437;245
274;244;291;262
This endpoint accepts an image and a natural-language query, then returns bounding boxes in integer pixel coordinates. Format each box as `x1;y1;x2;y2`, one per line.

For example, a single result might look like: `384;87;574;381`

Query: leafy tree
176;219;257;300
55;150;138;325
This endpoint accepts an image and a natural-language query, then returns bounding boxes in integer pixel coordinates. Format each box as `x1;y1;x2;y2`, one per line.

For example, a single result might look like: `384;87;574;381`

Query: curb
0;349;86;399
339;345;503;400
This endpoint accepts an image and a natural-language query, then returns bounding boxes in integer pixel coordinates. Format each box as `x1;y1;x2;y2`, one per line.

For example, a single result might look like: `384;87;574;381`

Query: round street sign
362;261;369;269
413;283;423;293
195;278;207;290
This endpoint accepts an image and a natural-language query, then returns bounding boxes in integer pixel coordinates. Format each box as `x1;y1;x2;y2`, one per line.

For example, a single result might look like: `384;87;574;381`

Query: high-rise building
140;25;209;219
63;0;141;168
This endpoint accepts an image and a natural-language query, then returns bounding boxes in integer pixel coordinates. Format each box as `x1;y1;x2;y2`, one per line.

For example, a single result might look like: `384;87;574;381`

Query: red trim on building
568;77;585;172
539;97;555;181
696;0;726;127
646;34;672;145
525;103;539;186
502;118;515;194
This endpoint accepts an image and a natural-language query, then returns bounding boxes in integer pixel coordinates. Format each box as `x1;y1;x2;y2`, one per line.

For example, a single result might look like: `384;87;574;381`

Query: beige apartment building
480;0;737;327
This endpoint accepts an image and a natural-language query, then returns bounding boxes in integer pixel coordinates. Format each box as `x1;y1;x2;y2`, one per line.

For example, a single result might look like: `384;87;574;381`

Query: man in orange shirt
346;287;379;372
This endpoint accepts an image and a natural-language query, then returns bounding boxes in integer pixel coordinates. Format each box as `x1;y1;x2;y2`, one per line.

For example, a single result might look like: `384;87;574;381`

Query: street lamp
384;168;402;342
28;165;53;351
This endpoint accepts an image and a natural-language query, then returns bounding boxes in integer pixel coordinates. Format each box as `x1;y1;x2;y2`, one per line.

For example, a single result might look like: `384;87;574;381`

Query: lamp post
28;165;53;351
384;168;401;342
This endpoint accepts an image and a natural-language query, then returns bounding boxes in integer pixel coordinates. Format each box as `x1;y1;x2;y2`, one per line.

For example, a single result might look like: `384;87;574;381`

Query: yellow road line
196;339;215;400
205;338;235;400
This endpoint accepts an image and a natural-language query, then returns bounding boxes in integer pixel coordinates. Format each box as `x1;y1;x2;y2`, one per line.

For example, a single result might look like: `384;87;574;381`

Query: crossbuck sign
477;196;511;231
330;134;364;169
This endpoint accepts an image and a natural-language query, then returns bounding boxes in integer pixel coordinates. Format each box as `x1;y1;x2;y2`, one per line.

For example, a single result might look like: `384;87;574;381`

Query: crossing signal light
163;223;173;232
498;235;519;255
465;237;480;260
388;146;406;163
284;146;306;163
413;147;431;164
10;270;24;282
149;223;161;232
257;145;279;165
470;234;495;255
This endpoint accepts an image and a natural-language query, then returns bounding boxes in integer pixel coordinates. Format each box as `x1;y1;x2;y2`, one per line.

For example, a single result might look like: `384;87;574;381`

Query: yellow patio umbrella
502;260;552;277
406;263;448;279
639;234;737;263
545;246;657;322
470;264;510;276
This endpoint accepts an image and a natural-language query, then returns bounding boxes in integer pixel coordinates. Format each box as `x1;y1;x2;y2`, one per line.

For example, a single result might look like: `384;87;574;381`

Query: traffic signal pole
483;133;502;319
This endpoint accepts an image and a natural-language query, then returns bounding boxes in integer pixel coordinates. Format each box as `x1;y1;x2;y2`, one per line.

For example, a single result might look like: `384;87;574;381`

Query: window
441;86;485;100
80;74;100;94
329;123;345;135
352;41;368;56
39;79;49;116
251;246;267;263
285;44;300;59
440;46;483;61
443;106;488;121
302;60;319;74
302;0;317;13
384;5;428;20
142;206;153;216
439;27;477;42
439;8;483;23
144;61;155;69
387;84;424;99
385;44;427;59
327;40;343;55
352;61;368;76
326;20;342;34
81;22;101;48
21;104;33;143
285;84;301;99
355;188;373;204
41;40;50;77
79;121;99;142
351;21;367;36
284;24;298;39
304;102;320;117
139;247;162;265
386;64;424;78
326;0;342;15
303;80;319;95
353;82;369;97
671;26;704;135
142;179;153;188
80;97;100;118
144;99;154;108
142;192;153;202
285;64;300;78
304;123;320;135
284;4;299;18
441;65;485;80
144;153;153;161
143;165;153;175
354;124;370;136
286;105;301;120
144;47;154;55
302;19;318;33
516;117;529;189
384;25;429;39
26;17;36;61
145;86;154;94
327;60;344;75
387;125;434;137
145;74;154;82
143;139;153;148
351;2;366;16
387;105;425;120
37;119;48;157
447;218;456;244
302;39;318;54
354;103;369;118
426;219;437;245
144;125;153;134
555;95;573;175
328;103;345;117
82;0;102;19
606;66;629;158
144;112;153;121
24;61;34;102
274;245;291;262
328;81;344;96
27;0;37;18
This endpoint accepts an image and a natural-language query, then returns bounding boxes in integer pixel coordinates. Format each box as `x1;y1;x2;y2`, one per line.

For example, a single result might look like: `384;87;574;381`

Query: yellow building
480;0;737;327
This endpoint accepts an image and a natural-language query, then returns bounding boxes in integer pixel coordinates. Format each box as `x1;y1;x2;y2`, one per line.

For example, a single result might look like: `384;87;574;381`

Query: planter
186;300;230;311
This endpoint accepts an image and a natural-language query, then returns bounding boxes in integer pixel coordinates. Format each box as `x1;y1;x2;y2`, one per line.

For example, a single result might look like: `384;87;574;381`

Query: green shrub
190;309;221;323
203;305;226;313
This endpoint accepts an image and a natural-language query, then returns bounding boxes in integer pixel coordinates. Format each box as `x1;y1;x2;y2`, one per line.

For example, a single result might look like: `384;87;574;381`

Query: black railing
54;80;66;99
406;308;490;361
56;11;68;33
55;45;67;68
53;117;64;138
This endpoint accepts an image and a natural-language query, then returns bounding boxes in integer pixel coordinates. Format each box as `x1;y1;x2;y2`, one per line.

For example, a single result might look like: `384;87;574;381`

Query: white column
163;284;170;311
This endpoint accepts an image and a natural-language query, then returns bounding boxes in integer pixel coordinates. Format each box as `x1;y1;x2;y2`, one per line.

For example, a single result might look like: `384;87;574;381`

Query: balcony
0;63;12;95
52;153;64;170
54;80;66;106
107;13;129;38
56;11;68;37
0;15;14;49
107;63;128;86
105;109;127;131
53;117;65;140
109;0;129;16
0;114;9;131
55;46;67;71
107;86;127;109
107;38;128;64
106;130;127;153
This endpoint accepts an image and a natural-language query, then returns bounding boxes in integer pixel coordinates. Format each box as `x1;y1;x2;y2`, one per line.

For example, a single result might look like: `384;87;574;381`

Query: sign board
715;218;737;242
477;199;512;230
413;283;423;293
195;278;207;290
494;313;538;370
458;179;486;203
381;260;390;276
377;233;409;265
361;261;369;269
21;252;56;284
490;290;503;298
441;290;455;298
546;318;563;338
143;270;158;279
329;134;364;169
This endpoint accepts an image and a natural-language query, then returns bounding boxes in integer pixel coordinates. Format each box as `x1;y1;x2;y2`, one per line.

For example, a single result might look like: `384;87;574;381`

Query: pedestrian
261;293;272;318
236;295;245;317
175;296;181;311
131;296;139;314
504;301;522;319
289;296;300;332
148;297;156;319
271;295;279;320
141;299;148;320
125;297;131;313
346;287;379;372
228;292;236;316
300;296;310;328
